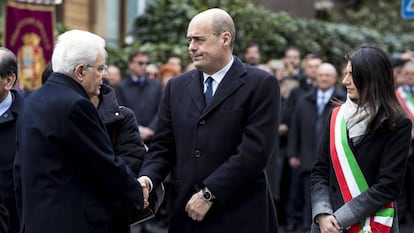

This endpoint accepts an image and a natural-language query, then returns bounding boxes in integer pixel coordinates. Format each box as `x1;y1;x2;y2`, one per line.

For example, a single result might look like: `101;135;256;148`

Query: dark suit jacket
283;77;315;128
311;109;412;232
0;89;24;233
139;57;281;233
115;77;163;130
287;87;346;173
16;73;143;233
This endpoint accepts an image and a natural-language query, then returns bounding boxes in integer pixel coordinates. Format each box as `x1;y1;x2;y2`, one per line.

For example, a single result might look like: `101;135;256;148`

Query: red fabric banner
3;1;55;91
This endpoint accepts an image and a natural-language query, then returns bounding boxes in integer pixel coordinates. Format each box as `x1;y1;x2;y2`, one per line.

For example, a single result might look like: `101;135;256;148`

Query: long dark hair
346;45;404;129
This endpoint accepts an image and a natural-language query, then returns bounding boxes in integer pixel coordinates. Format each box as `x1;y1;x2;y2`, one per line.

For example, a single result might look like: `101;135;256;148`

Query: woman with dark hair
310;45;412;233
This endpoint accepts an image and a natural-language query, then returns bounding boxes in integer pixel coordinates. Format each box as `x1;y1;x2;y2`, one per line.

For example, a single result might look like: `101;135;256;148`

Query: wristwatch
201;187;215;202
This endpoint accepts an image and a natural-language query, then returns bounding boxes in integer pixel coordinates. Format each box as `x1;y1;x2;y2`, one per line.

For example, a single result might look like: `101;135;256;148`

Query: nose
342;75;349;85
188;40;196;52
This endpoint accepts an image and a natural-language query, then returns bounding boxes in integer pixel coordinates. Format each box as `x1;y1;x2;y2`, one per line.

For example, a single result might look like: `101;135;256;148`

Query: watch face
203;191;211;200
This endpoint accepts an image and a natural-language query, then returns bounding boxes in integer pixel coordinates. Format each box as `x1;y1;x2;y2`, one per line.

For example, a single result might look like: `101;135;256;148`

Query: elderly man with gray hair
15;30;145;233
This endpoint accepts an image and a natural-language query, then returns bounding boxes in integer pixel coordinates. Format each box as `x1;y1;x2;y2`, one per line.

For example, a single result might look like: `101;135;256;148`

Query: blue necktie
204;77;213;105
318;95;325;115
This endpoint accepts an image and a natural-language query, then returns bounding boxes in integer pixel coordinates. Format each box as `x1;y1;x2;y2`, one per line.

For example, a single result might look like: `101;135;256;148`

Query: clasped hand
317;214;343;233
137;177;150;209
185;191;212;221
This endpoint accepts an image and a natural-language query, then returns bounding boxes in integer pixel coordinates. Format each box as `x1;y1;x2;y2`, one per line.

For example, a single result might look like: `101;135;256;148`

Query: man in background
0;47;23;233
116;51;163;144
244;42;261;66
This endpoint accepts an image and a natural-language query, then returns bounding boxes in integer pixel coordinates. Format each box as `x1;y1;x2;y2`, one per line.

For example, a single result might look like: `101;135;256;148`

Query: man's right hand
289;157;301;168
137;177;150;208
139;126;154;141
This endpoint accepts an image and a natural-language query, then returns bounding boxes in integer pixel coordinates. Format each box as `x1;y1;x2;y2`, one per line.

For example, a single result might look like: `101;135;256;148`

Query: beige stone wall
62;0;93;31
60;0;108;40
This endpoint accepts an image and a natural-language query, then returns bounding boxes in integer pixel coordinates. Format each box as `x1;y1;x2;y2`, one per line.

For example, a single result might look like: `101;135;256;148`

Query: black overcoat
16;73;143;233
139;57;281;233
311;109;411;232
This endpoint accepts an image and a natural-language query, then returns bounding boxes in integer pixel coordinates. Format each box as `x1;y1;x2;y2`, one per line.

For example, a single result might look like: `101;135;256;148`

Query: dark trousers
286;166;304;226
302;172;312;232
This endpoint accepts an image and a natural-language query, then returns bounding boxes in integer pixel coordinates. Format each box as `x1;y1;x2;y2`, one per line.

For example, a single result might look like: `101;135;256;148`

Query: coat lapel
185;71;206;113
201;57;246;118
185;57;247;117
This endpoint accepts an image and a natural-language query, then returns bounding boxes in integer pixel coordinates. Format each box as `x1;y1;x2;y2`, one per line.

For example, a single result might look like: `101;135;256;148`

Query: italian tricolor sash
396;87;414;123
330;106;394;233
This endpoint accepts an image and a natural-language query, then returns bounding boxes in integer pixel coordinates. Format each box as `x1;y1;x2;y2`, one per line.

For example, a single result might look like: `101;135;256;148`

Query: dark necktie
204;77;213;105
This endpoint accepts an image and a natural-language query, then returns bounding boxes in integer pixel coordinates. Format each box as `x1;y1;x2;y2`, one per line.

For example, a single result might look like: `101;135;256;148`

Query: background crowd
1;9;414;233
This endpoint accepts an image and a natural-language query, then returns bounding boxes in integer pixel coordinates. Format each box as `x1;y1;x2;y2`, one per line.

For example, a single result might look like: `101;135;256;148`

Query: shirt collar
0;91;12;116
317;87;335;100
131;75;146;83
202;56;234;84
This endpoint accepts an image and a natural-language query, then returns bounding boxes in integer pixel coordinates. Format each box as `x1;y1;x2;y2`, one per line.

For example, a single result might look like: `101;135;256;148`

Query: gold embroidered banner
3;1;55;92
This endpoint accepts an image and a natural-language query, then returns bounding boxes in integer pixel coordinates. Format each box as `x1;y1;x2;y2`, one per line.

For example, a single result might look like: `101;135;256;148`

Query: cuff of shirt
140;176;153;192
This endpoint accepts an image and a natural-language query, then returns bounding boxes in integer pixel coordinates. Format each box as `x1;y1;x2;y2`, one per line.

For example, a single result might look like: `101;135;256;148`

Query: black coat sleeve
112;106;146;176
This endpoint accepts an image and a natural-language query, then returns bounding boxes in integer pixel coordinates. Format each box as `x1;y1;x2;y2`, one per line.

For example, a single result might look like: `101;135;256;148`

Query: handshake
138;177;151;208
129;177;164;226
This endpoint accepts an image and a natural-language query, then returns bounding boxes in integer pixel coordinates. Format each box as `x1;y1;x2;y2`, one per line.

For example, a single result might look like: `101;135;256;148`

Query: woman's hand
317;214;343;233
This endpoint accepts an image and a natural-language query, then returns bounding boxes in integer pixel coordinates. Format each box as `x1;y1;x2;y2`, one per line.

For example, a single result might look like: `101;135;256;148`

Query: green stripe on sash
340;117;368;192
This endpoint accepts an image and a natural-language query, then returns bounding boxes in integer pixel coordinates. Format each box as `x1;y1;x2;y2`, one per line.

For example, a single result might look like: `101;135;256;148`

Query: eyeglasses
135;61;150;66
85;64;108;74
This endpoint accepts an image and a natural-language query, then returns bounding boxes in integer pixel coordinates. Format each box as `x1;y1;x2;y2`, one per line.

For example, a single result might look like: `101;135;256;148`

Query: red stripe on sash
330;107;352;202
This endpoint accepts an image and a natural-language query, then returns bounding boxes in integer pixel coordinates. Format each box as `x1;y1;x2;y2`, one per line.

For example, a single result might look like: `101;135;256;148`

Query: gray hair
52;30;106;76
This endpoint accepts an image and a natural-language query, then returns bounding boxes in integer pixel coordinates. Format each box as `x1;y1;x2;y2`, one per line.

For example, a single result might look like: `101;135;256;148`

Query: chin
349;96;359;102
193;62;202;70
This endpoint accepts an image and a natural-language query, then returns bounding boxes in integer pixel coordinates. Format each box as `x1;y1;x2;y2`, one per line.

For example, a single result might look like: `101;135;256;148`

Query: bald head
190;8;235;48
318;63;337;76
187;8;235;74
317;63;338;91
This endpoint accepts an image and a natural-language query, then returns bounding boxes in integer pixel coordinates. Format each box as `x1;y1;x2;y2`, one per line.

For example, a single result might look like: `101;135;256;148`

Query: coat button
3;113;8;118
194;150;201;158
199;119;206;125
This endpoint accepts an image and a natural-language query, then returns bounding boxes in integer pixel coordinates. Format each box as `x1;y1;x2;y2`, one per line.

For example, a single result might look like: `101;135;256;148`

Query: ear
222;31;232;46
4;74;16;91
73;65;85;82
